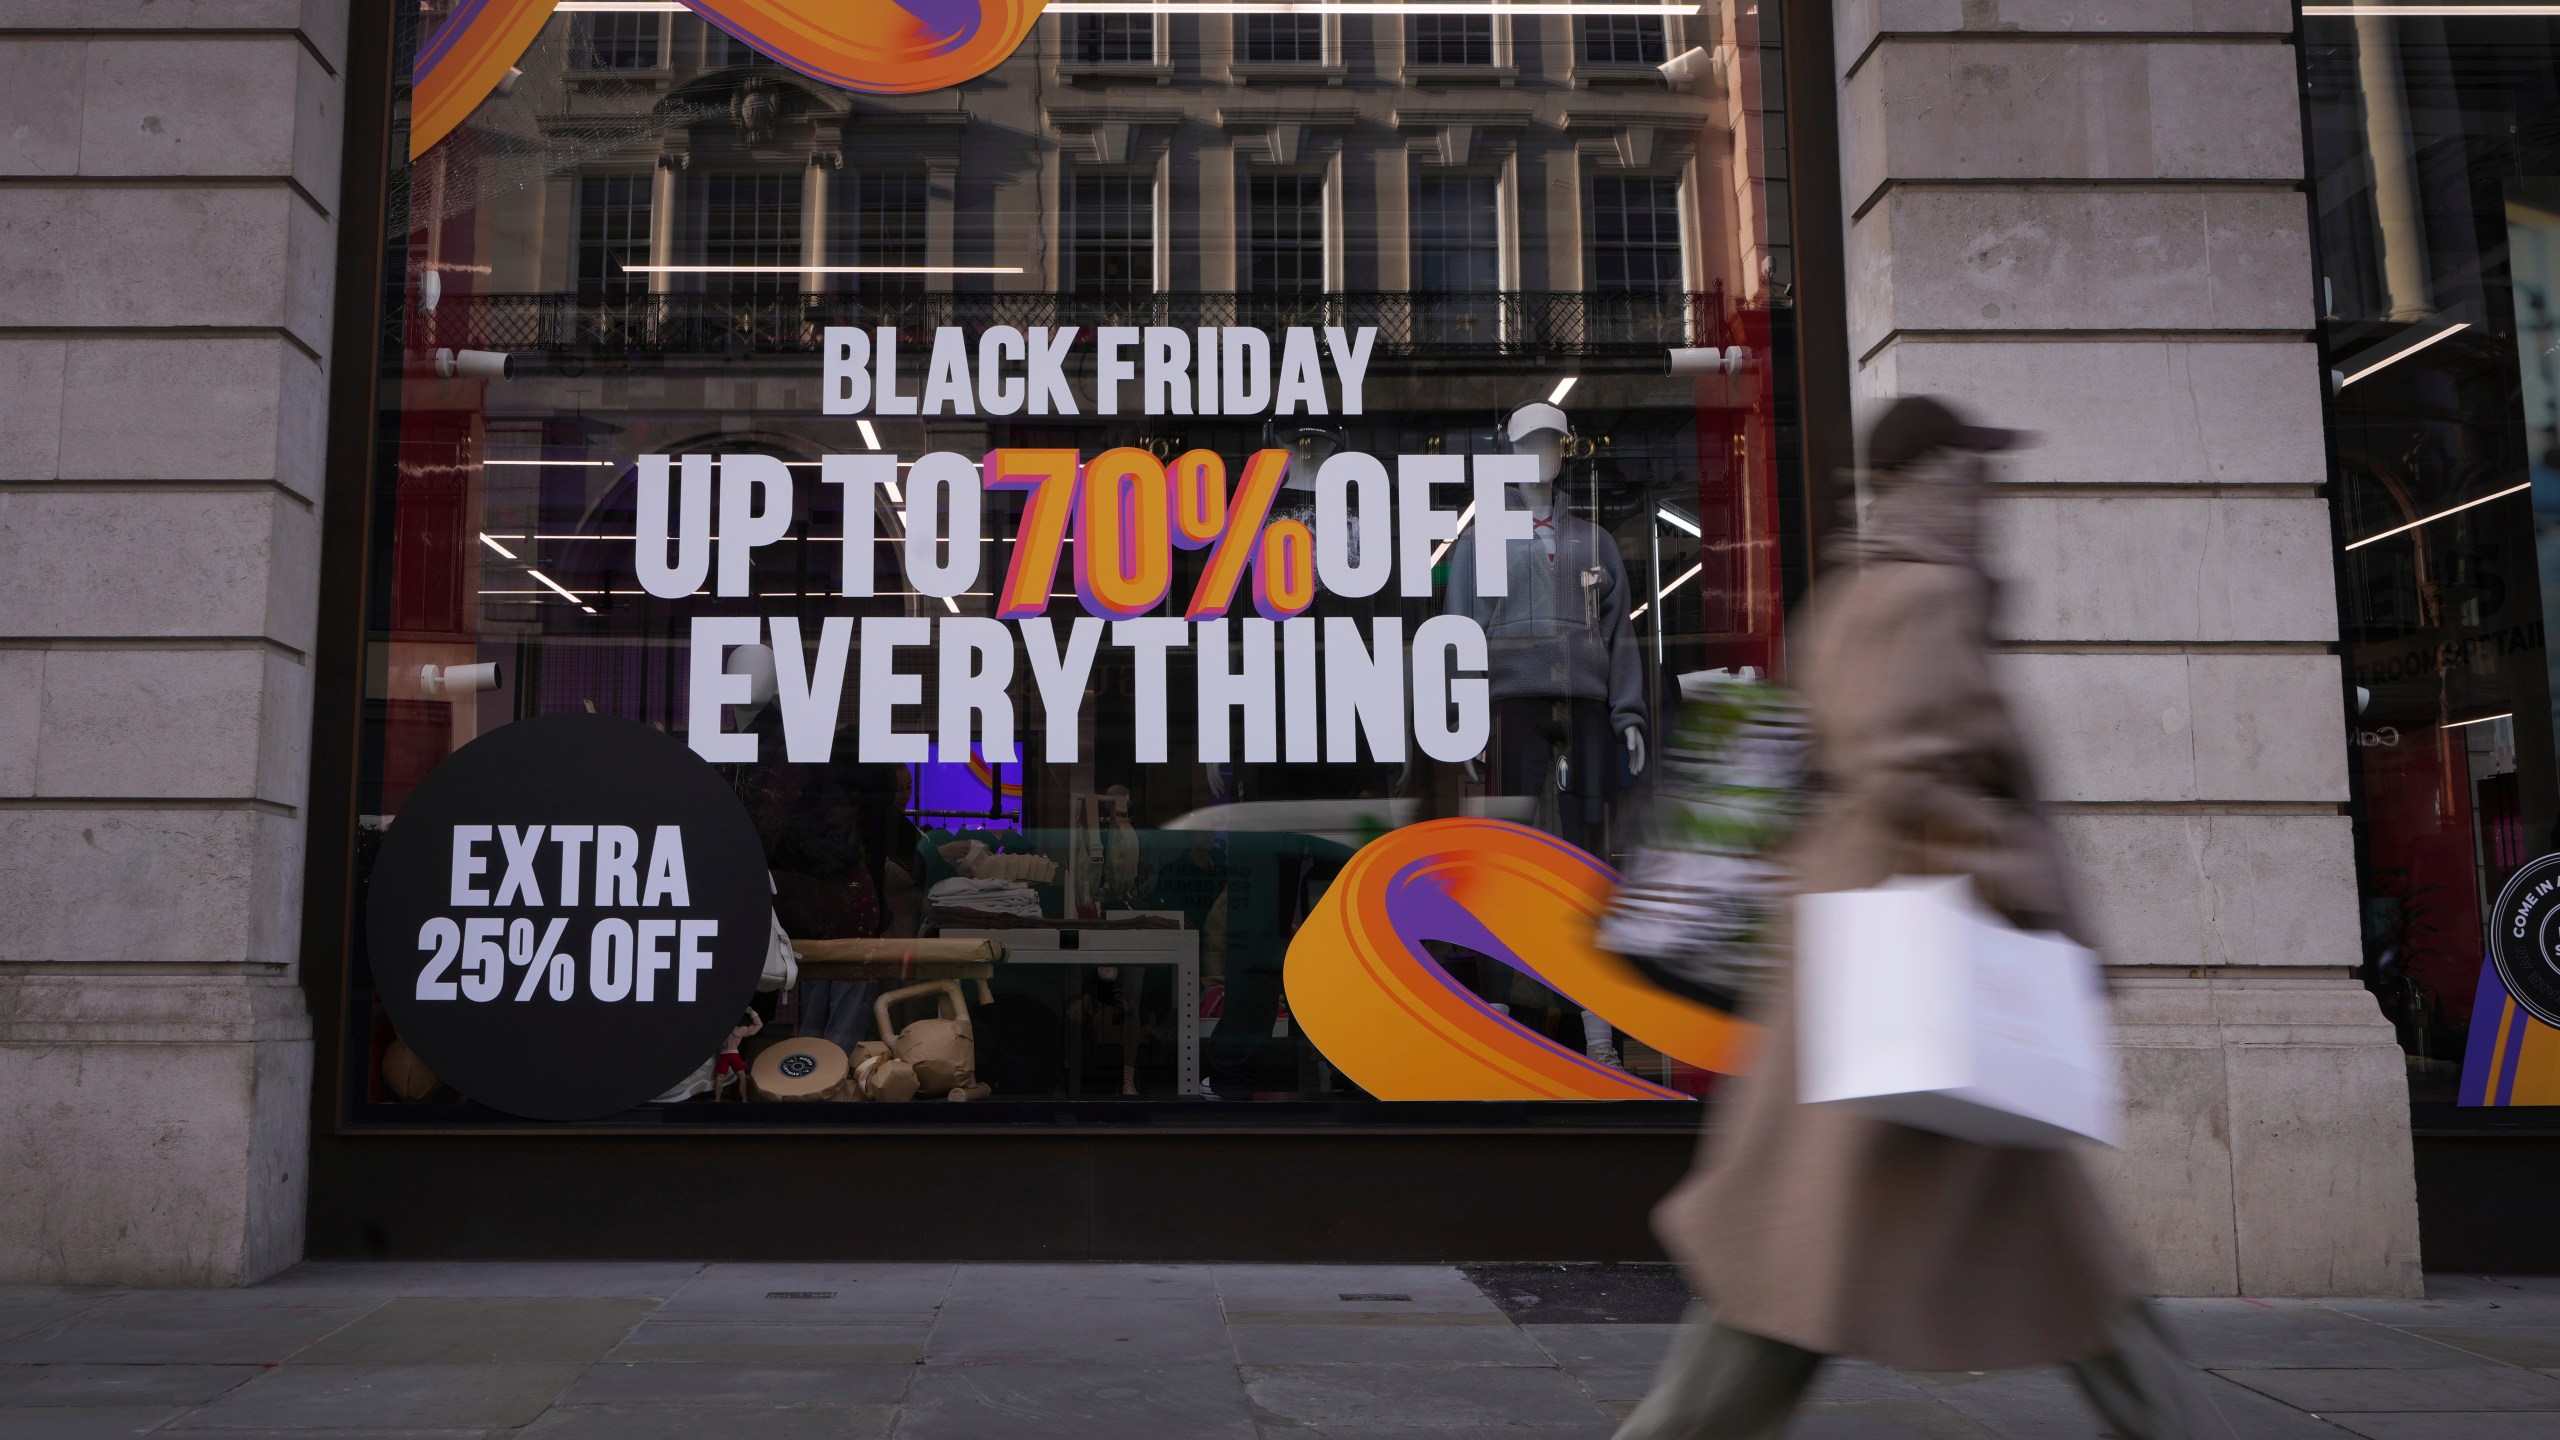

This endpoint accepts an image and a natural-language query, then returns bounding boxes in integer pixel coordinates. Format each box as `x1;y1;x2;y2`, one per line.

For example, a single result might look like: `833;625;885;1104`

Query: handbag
1795;875;2119;1147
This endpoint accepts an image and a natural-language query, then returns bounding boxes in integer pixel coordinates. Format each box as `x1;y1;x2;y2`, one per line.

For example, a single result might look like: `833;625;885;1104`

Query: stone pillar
1833;0;2423;1295
0;1;343;1285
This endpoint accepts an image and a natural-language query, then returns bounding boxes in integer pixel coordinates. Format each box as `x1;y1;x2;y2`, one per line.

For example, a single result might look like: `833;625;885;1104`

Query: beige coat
1652;552;2137;1371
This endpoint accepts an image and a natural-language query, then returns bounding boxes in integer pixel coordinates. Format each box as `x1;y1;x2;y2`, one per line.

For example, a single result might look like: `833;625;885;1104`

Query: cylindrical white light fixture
434;348;515;381
419;662;502;699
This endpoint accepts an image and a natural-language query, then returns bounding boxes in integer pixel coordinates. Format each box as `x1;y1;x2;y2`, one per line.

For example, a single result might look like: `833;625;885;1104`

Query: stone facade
0;0;343;1286
1835;0;2423;1294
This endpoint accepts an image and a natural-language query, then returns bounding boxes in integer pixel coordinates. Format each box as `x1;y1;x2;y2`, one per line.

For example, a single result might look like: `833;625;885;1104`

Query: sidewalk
2;1263;2554;1438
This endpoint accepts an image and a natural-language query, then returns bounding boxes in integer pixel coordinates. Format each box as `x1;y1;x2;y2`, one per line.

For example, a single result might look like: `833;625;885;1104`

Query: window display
2305;8;2560;1112
352;0;1800;1123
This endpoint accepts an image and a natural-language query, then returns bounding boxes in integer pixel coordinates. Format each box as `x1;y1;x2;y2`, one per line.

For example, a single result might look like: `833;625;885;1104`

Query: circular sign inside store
365;714;771;1120
2490;851;2560;1030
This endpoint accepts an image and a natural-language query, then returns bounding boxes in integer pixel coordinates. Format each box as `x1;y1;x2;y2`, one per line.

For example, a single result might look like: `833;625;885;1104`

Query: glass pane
364;2;1799;1123
2304;14;2560;1112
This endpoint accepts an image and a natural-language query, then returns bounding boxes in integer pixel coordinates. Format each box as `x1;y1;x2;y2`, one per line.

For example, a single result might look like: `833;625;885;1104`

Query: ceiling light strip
620;264;1022;275
2342;481;2532;551
2336;321;2470;388
2443;712;2516;730
2303;5;2560;15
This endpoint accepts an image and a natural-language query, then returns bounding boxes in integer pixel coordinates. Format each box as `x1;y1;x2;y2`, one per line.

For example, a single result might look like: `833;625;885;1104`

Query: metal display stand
942;927;1204;1097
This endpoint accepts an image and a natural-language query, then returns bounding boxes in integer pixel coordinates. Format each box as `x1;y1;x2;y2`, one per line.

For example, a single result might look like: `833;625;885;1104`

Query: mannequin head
1505;402;1570;501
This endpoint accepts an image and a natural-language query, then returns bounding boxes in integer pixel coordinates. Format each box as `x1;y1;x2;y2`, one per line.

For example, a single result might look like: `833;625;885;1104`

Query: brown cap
1864;395;2032;472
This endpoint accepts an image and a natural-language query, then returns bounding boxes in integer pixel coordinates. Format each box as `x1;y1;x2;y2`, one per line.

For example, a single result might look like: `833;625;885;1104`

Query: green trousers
1611;1302;2234;1440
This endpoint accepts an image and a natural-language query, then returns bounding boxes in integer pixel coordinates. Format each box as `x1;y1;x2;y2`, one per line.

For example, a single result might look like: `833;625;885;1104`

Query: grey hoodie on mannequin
1442;500;1648;735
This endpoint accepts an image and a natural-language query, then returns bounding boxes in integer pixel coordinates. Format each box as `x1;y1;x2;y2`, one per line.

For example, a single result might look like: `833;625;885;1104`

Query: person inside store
1615;397;2232;1440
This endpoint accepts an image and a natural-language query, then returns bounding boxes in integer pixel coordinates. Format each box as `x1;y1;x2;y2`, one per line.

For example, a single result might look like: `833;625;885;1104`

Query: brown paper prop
382;1039;440;1101
875;979;981;1096
849;1051;920;1102
750;1036;849;1101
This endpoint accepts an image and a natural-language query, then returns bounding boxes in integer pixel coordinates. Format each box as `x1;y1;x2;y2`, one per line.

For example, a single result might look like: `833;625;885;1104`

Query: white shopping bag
1796;876;2119;1147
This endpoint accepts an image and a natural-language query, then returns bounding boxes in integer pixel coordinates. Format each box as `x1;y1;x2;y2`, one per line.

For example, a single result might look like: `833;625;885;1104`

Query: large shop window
358;3;1798;1126
2305;10;2560;1114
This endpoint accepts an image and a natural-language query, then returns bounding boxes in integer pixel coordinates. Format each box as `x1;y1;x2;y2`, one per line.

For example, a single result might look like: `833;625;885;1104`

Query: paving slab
0;1406;192;1438
164;1362;587;1430
0;1291;123;1345
2398;1326;2560;1368
608;1322;928;1364
1522;1323;1681;1368
521;1400;898;1438
896;1362;1257;1440
1464;1264;1694;1325
2315;1276;2560;1328
1213;1266;1498;1316
943;1264;1220;1305
1241;1361;1613;1428
2194;1373;2349;1439
558;1360;916;1406
1922;1367;2111;1438
1808;1362;1937;1404
290;1297;656;1365
261;1261;704;1299
925;1299;1230;1365
0;1362;260;1407
658;1264;954;1319
0;1292;383;1365
2329;1414;2560;1439
1244;1414;1607;1424
1228;1321;1553;1365
1253;1426;1619;1439
1788;1398;2004;1438
2216;1363;2560;1411
2157;1299;2491;1369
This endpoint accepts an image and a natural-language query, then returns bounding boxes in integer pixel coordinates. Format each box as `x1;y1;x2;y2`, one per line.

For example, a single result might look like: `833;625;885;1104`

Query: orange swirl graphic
1285;819;1758;1101
413;1;1048;160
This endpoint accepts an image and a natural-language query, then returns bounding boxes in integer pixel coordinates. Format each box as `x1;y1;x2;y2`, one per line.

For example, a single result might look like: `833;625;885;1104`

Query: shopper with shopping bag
1616;397;2230;1440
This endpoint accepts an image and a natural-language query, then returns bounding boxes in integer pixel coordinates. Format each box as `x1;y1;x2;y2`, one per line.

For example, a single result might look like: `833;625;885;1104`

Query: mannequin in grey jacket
1442;403;1650;778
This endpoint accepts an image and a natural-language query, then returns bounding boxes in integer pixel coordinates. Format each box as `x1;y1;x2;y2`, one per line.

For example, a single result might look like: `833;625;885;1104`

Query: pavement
1;1263;2556;1438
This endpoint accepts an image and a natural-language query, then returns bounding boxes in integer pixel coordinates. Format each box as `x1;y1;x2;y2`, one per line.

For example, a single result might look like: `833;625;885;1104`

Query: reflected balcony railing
392;287;1742;363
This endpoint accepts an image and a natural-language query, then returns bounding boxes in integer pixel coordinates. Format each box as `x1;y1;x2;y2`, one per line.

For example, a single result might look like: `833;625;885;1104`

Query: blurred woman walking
1616;397;2230;1440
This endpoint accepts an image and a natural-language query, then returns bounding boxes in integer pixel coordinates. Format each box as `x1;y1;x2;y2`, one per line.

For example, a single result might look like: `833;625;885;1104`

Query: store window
363;3;1798;1124
2303;10;2560;1110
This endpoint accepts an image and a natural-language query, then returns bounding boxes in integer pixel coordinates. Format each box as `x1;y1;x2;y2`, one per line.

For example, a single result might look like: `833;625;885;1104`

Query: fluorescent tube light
525;569;589;606
2335;322;2469;389
1429;502;1479;567
2444;712;2515;730
619;264;1022;276
478;533;519;560
1547;377;1577;404
857;420;882;451
1656;505;1701;537
2342;481;2531;551
483;458;618;467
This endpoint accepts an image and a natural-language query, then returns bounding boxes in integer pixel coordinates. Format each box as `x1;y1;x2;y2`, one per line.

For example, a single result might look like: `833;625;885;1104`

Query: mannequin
1444;402;1650;818
1443;402;1650;1067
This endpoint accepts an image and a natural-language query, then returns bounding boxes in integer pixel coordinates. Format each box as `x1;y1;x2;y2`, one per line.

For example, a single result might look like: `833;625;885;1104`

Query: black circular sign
365;714;770;1119
2490;852;2560;1030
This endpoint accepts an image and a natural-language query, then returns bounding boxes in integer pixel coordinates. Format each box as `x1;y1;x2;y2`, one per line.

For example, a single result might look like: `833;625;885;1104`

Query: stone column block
0;490;322;650
1859;339;2328;485
0;184;331;348
1843;39;2302;209
55;337;329;497
0;807;304;966
1991;493;2339;643
1849;186;2313;353
32;647;309;804
2052;811;2362;968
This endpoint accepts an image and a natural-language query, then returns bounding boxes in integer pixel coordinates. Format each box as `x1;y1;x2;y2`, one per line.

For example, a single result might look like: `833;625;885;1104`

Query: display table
942;927;1203;1097
793;937;1003;986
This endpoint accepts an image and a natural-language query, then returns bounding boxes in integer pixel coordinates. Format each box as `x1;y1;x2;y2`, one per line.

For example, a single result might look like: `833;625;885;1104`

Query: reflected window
698;172;803;298
1241;16;1324;65
1248;174;1326;294
1411;16;1494;68
571;12;661;70
1581;16;1669;67
1591;176;1684;292
575;175;653;301
1073;14;1155;66
829;170;929;293
1072;173;1155;294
